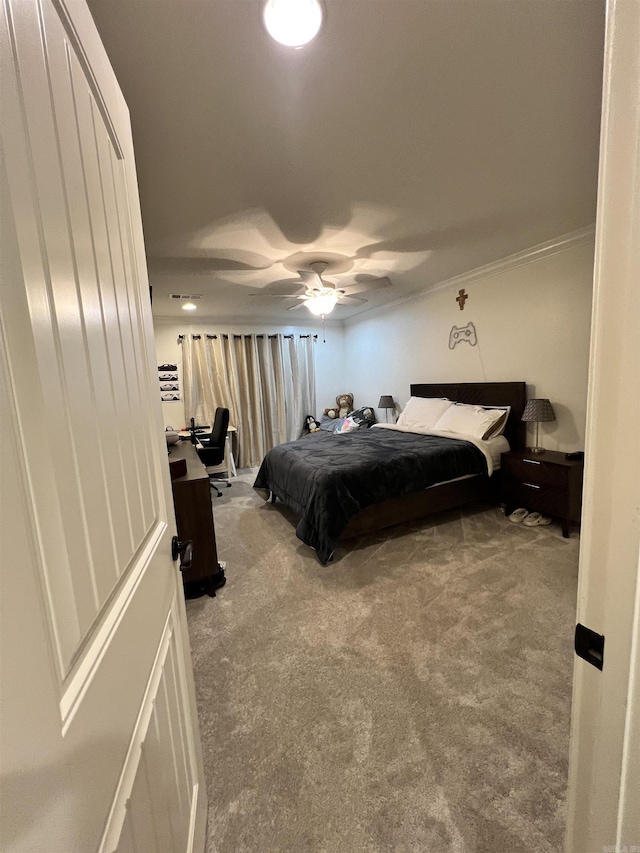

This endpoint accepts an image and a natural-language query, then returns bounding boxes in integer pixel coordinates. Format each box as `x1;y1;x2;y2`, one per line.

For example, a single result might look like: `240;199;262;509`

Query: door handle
171;536;193;571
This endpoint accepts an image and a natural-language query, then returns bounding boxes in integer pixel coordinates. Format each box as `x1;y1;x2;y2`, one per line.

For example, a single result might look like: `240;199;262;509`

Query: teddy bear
336;393;354;419
324;393;354;420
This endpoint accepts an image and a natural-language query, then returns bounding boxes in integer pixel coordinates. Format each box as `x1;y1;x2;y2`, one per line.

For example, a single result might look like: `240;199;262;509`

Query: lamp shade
521;398;556;422
378;395;394;409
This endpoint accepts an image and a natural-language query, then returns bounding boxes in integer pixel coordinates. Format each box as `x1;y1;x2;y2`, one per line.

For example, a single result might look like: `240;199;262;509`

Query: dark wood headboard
410;382;527;449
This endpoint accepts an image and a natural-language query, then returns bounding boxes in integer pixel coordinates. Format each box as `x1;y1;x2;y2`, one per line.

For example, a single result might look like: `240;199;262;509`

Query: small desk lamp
378;395;395;423
521;398;556;454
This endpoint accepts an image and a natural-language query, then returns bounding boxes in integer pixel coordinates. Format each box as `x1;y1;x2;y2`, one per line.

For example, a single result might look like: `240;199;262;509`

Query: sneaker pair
508;508;551;526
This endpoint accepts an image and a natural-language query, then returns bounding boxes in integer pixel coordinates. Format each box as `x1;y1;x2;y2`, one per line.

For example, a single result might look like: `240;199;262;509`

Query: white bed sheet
371;423;509;476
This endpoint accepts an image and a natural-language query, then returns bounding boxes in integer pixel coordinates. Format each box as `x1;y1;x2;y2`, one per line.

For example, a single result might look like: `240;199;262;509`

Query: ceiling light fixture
182;301;197;311
304;290;338;316
263;0;324;47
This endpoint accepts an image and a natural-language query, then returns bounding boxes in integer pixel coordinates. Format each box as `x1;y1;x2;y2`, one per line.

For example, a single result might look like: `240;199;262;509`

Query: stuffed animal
336;393;354;419
323;394;354;420
303;415;321;434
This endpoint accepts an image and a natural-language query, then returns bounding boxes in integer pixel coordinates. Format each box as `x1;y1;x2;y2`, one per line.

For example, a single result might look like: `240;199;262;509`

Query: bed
254;382;527;564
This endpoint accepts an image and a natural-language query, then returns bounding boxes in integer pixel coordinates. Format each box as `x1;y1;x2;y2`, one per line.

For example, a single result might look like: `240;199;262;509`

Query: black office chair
196;407;232;497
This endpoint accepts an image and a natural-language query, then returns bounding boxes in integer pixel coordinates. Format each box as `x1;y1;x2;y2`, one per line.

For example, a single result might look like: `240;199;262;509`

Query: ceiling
86;0;605;323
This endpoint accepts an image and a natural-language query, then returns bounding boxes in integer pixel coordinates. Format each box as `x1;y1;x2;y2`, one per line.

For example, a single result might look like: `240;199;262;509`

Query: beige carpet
186;470;579;853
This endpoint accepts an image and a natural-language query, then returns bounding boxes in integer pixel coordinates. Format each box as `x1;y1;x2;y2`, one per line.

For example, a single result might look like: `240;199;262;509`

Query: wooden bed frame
341;381;527;540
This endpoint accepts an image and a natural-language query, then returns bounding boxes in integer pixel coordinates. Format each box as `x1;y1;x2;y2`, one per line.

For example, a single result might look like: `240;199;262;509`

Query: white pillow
396;397;453;430
481;405;511;439
433;403;507;441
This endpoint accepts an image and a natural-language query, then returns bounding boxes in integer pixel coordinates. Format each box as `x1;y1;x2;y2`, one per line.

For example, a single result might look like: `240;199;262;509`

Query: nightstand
500;449;584;537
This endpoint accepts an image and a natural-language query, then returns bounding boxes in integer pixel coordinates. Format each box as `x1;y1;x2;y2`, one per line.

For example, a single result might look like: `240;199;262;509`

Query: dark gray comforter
253;428;488;564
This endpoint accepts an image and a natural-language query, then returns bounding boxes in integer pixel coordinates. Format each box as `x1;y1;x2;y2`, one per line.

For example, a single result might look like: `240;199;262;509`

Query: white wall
343;240;595;452
153;318;345;431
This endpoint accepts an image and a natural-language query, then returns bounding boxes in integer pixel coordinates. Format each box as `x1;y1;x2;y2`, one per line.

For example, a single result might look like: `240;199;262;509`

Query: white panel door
564;0;640;849
0;1;207;850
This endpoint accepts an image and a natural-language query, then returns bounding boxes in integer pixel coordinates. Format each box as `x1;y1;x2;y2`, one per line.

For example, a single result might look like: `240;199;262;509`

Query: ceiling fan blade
297;269;323;289
340;276;391;296
251;293;307;298
287;294;366;311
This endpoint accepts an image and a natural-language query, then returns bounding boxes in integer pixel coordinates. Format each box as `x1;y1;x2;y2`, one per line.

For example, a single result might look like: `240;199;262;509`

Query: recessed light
182;302;197;311
263;0;323;48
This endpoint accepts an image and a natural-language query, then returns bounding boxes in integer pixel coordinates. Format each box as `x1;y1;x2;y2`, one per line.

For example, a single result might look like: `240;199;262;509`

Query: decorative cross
456;288;468;311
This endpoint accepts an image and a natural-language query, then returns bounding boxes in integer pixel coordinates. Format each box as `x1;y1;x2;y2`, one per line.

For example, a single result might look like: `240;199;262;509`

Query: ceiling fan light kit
304;291;339;316
300;261;336;316
262;0;324;48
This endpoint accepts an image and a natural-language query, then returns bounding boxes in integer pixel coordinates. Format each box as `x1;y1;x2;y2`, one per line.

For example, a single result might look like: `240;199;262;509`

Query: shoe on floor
523;512;551;527
508;507;529;523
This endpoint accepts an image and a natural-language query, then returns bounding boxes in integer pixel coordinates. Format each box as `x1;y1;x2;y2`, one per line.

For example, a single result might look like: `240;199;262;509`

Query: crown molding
151;314;340;329
344;224;596;327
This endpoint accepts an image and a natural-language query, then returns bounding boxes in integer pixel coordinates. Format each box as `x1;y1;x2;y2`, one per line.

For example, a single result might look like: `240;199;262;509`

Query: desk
169;440;223;595
179;425;237;477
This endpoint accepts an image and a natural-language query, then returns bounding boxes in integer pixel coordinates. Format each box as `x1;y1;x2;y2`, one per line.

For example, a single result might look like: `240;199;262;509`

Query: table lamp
521;398;556;454
378;395;395;423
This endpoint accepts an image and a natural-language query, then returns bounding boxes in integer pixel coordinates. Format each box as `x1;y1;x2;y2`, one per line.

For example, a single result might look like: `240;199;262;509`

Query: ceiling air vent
169;294;203;300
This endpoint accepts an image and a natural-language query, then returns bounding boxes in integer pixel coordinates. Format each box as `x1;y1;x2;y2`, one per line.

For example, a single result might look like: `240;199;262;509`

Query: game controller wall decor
448;321;477;349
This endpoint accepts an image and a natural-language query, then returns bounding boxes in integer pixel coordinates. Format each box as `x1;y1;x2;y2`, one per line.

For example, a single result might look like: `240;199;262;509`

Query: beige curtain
183;334;316;467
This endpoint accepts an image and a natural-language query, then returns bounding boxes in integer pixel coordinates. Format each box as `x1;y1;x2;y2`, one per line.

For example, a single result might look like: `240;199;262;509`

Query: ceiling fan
256;262;391;316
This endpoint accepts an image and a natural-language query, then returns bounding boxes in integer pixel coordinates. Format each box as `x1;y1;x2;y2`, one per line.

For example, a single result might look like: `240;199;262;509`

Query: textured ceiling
86;0;605;322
